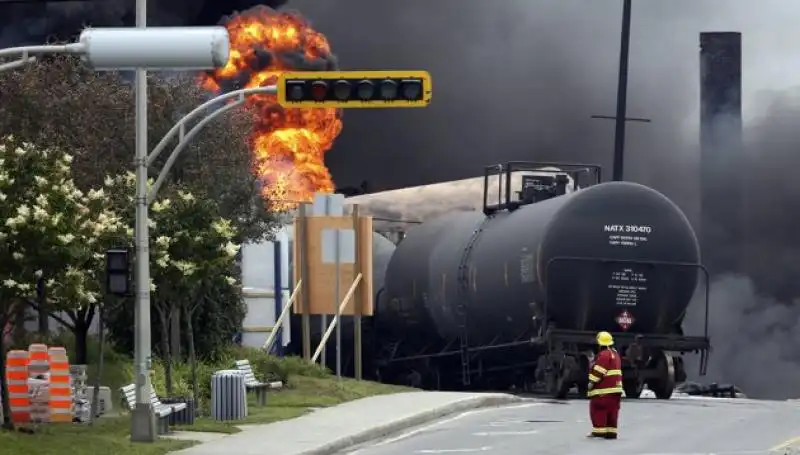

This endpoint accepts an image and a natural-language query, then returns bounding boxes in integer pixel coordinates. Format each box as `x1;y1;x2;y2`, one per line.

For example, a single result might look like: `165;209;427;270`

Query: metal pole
273;240;284;357
299;204;311;360
612;0;632;182
146;87;276;168
89;302;105;425
334;230;342;378
148;98;244;203
130;0;156;442
321;317;327;365
320;199;330;368
352;205;362;381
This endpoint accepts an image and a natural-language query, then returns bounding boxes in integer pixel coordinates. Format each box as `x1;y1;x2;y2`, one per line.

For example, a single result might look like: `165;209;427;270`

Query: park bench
234;359;283;406
120;384;186;434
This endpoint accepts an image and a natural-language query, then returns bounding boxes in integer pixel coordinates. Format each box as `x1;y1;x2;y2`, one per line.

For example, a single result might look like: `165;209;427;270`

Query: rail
482;161;603;215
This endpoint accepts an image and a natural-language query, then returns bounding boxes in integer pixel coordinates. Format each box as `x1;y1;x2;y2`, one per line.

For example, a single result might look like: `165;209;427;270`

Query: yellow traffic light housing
278;70;432;108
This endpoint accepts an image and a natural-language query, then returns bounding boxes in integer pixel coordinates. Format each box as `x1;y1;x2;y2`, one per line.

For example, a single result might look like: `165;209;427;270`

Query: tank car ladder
456;218;492;386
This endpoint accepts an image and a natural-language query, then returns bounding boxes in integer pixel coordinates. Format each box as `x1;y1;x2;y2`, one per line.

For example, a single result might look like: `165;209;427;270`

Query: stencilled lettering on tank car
520;250;535;283
603;224;652;247
608;268;648;306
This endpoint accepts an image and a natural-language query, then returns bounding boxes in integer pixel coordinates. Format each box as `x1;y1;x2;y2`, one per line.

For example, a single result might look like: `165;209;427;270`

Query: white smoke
685;275;800;399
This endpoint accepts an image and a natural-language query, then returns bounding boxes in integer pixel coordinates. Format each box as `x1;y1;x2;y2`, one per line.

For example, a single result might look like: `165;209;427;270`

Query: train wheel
648;353;676;399
406;369;424;388
548;371;571;399
429;366;442;390
549;357;576;399
545;365;565;398
623;378;644;399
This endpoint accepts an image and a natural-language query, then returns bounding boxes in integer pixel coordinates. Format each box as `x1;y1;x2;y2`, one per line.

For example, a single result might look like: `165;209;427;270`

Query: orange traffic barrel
47;347;70;379
47;346;67;357
6;350;30;424
48;347;73;423
27;343;50;376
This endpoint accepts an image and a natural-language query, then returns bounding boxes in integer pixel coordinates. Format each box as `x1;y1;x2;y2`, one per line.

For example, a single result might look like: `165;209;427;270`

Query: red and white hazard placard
615;310;635;331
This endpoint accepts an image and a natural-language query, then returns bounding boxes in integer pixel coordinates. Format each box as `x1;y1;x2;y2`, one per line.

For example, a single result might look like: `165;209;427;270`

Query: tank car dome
525;166;580;193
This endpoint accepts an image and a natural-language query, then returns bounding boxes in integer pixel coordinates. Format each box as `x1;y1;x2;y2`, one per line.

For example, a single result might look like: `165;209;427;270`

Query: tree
42;183;129;365
0;54;279;244
102;173;245;393
0;135;124;428
0;55;280;338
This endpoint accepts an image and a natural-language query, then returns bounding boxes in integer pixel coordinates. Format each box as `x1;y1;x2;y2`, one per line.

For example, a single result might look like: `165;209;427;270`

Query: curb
298;394;526;455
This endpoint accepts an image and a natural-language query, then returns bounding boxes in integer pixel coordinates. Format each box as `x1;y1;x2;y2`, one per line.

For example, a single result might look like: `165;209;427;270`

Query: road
342;396;800;455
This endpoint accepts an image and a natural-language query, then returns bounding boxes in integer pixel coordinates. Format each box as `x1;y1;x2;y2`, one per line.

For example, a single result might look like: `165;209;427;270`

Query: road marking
345;402;547;454
771;435;800;451
415;447;492;454
472;430;538;436
500;402;548;410
370;402;547;448
487;421;514;427
368;409;479;449
640;452;778;455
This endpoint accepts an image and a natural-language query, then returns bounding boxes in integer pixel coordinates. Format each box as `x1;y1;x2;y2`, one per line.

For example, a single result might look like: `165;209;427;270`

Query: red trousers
589;393;621;437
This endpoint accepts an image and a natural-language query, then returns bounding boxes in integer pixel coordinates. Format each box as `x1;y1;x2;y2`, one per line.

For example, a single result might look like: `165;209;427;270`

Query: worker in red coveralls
587;331;623;439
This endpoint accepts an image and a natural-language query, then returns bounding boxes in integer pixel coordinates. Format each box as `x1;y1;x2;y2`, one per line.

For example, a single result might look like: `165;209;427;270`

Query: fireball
200;6;342;211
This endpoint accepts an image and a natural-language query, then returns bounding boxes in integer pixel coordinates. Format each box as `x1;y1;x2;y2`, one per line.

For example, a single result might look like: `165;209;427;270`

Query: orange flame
200;7;342;211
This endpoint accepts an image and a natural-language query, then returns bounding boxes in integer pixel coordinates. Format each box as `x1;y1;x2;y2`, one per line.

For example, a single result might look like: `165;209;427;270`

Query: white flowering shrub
102;174;244;363
102;173;240;294
0;135;126;316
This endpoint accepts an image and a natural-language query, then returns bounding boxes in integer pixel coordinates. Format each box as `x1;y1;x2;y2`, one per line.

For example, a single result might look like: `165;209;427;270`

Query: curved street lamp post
146;86;279;203
0;25;230;442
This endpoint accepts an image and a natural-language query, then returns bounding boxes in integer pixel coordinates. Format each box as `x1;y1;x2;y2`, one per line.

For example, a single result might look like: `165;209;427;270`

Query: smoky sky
291;0;800;399
4;0;800;398
0;0;288;43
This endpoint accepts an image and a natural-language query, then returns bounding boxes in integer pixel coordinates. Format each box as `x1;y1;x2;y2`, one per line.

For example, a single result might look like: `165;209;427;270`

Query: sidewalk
170;391;524;455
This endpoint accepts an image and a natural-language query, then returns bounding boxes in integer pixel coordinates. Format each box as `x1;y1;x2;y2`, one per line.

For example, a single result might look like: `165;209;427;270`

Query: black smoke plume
3;0;800;398
0;0;288;44
289;0;800;399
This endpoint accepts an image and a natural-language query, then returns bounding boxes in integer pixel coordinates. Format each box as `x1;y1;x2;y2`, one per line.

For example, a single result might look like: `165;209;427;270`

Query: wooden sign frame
292;214;374;316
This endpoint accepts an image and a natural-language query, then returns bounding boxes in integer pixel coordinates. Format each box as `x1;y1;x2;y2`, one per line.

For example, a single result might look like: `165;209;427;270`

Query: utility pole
129;0;156;442
591;0;650;182
613;0;633;182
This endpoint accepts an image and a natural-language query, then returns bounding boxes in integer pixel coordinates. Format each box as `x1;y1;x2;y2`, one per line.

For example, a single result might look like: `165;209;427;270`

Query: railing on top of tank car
542;256;711;376
482;161;603;215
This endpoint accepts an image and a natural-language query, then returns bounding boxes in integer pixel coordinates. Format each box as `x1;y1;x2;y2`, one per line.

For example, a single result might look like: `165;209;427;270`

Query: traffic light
277;70;432;108
106;248;131;296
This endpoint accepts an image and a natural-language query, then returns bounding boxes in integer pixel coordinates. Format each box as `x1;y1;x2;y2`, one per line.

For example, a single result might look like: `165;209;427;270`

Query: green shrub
230;347;330;383
7;326;127;366
10;331;331;414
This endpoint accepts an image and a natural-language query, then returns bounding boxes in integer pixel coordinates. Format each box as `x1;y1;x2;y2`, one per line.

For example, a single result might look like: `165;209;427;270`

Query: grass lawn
180;375;414;433
1;372;414;454
0;417;194;455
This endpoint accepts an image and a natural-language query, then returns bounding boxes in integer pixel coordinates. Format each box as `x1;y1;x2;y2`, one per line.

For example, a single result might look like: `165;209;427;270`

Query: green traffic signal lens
380;80;398;100
333;80;351;101
357;80;375;100
400;80;422;100
287;82;305;101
